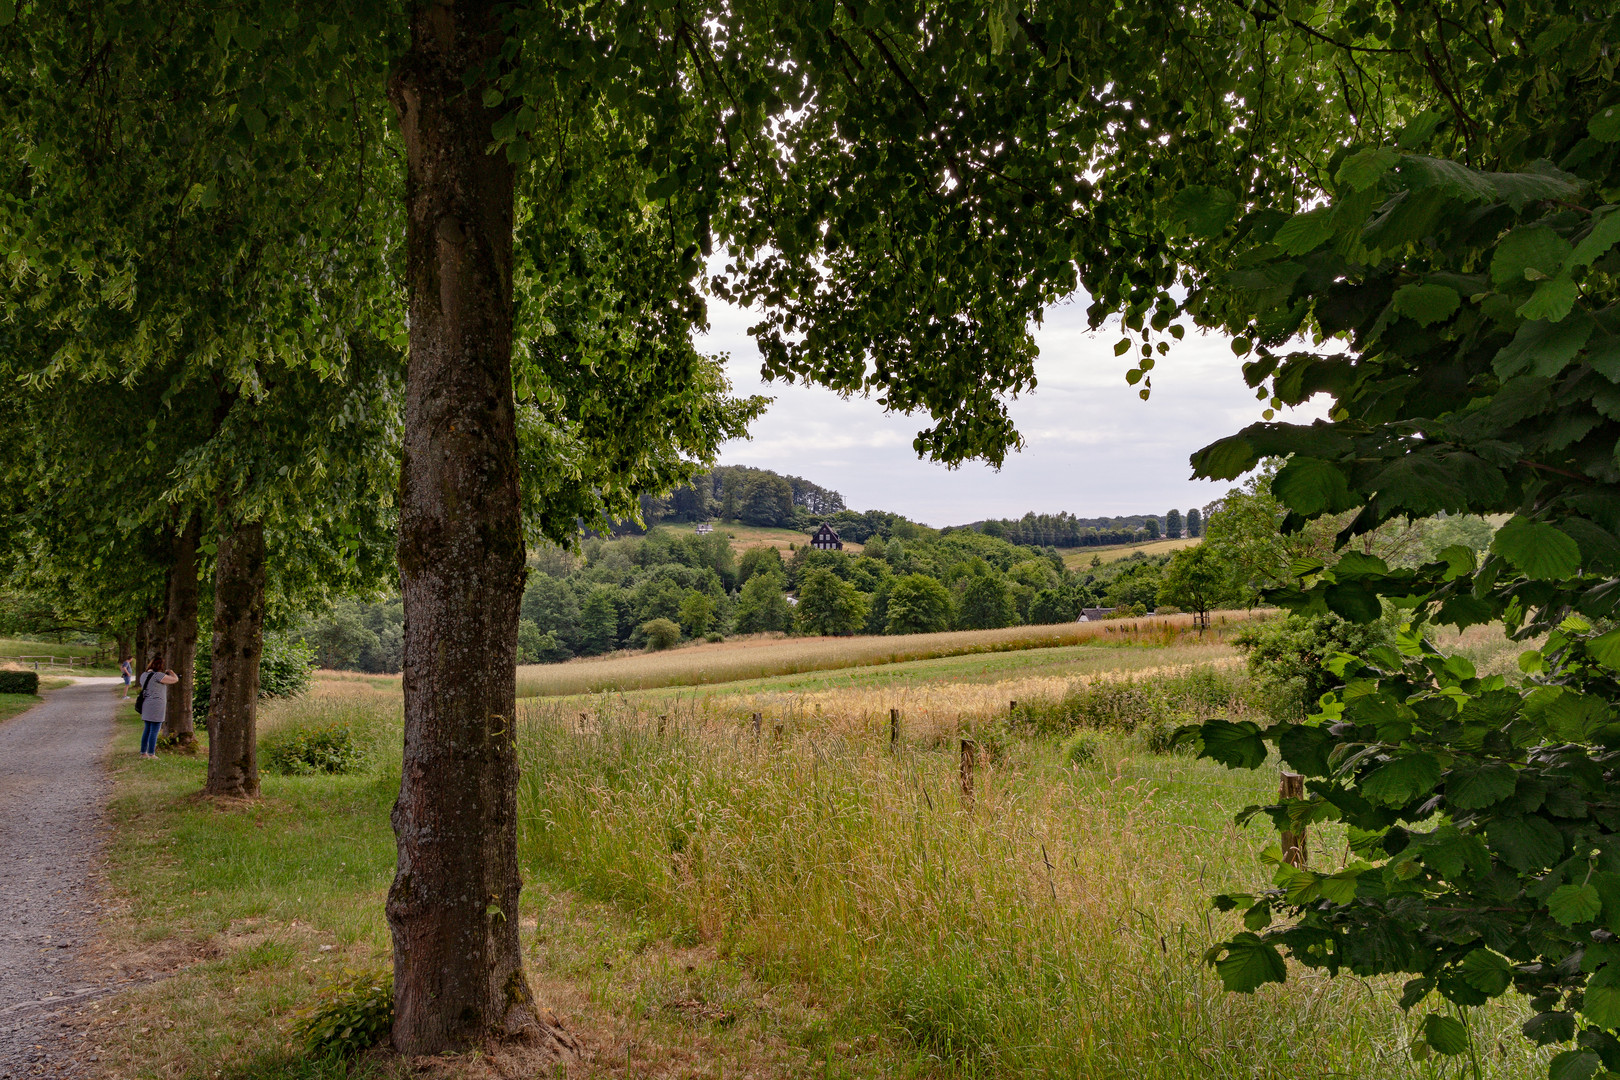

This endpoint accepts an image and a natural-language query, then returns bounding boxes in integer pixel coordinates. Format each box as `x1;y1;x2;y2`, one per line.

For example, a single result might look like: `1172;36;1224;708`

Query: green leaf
1570;209;1620;270
1589;629;1620;671
1361;753;1442;807
1196;719;1267;770
0;0;14;26
1526;688;1613;742
1399;155;1495;202
241;105;267;138
1324;582;1383;623
1422;1013;1469;1055
1492;312;1595;379
1491;516;1582;579
1335;147;1400;192
1396;112;1446;150
1548;883;1602;927
1272;457;1353;516
1446;764;1517;810
1490;227;1573;286
1486;815;1564;872
1210;933;1286;992
1457;948;1512;996
1591;105;1620;143
1273;208;1335;255
1392;283;1461;326
1516;277;1578;322
1523;1011;1577;1046
1582;983;1620;1029
1549;1050;1601;1080
1169;186;1237;239
1190;435;1258;482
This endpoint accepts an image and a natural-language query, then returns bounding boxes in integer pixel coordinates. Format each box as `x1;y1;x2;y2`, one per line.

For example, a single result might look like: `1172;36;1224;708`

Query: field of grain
516;611;1258;698
1061;536;1201;568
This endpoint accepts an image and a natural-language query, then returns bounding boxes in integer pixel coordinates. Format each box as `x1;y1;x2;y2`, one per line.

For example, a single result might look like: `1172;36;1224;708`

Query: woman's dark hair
146;654;165;672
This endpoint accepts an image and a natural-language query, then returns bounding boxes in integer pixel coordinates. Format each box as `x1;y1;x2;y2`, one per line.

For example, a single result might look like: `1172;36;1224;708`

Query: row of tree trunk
129;508;266;799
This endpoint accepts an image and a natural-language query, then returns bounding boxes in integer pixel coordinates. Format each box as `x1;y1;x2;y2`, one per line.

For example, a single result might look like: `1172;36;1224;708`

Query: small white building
695;522;713;535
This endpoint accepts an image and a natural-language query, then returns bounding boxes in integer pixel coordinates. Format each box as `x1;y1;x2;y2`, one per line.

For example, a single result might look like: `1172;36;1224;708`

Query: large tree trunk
386;0;564;1057
160;516;201;748
204;515;265;798
114;630;131;670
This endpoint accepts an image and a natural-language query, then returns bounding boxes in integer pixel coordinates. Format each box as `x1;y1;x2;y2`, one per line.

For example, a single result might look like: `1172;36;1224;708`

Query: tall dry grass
517;612;1258;698
515;698;1548;1078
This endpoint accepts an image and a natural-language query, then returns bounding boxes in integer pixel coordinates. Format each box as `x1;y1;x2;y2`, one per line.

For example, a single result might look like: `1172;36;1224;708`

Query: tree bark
135;608;160;670
160;515;201;747
204;515;265;798
386;0;561;1057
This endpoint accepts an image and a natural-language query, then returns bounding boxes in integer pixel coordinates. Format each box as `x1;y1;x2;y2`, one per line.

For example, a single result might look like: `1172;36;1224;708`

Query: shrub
292;970;393;1058
0;669;40;695
704;631;725;643
1060;731;1099;766
1051;667;1246;734
262;724;366;775
1233;612;1395;719
1138;712;1189;755
641;618;682;651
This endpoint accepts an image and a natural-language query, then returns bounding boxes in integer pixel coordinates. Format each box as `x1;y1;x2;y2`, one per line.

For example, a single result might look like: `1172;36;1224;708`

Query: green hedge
0;670;40;695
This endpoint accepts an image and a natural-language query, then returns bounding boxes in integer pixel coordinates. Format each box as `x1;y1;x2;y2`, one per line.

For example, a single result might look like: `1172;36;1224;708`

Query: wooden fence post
773;721;783;744
960;739;976;809
1280;771;1307;868
657;714;667;737
889;708;900;752
752;712;762;741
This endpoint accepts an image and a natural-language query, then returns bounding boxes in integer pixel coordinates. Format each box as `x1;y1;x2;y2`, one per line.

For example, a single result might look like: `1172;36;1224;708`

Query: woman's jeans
140;720;162;755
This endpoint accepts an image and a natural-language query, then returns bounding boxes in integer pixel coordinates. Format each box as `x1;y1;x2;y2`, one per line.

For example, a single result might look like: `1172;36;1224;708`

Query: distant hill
606;466;1202;549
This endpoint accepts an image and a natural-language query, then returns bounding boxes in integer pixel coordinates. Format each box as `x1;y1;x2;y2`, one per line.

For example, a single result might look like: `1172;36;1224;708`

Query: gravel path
0;678;122;1079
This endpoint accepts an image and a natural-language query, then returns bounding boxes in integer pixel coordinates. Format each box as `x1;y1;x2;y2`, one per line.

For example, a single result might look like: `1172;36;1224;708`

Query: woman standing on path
119;655;133;698
137;656;177;759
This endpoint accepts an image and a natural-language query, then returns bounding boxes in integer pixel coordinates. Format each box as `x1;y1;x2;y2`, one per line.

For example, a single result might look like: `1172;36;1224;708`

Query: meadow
1059;536;1201;568
658;520;865;555
0;634;120;675
516;612;1254;698
84;619;1555;1079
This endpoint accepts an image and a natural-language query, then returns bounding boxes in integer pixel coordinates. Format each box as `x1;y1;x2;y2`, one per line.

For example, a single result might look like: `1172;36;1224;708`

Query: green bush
262;724;366;775
1233;612;1394;719
1060;731;1099;766
1138;712;1189;755
192;634;316;722
0;669;40;694
641;618;681;651
704;630;725;643
1041;666;1246;734
292;970;393;1058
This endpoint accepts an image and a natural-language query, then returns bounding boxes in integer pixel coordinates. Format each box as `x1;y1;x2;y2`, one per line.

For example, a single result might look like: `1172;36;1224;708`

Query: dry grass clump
514;699;1549;1078
517;612;1258;698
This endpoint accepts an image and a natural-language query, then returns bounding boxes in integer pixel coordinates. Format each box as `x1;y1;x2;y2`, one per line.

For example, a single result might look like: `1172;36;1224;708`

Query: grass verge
0;675;75;724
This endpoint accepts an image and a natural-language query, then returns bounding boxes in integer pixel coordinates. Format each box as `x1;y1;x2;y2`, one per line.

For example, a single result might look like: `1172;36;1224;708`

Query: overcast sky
697;293;1324;529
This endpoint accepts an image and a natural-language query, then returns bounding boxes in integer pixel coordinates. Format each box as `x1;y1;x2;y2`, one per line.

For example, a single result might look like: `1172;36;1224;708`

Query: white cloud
698;294;1324;528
